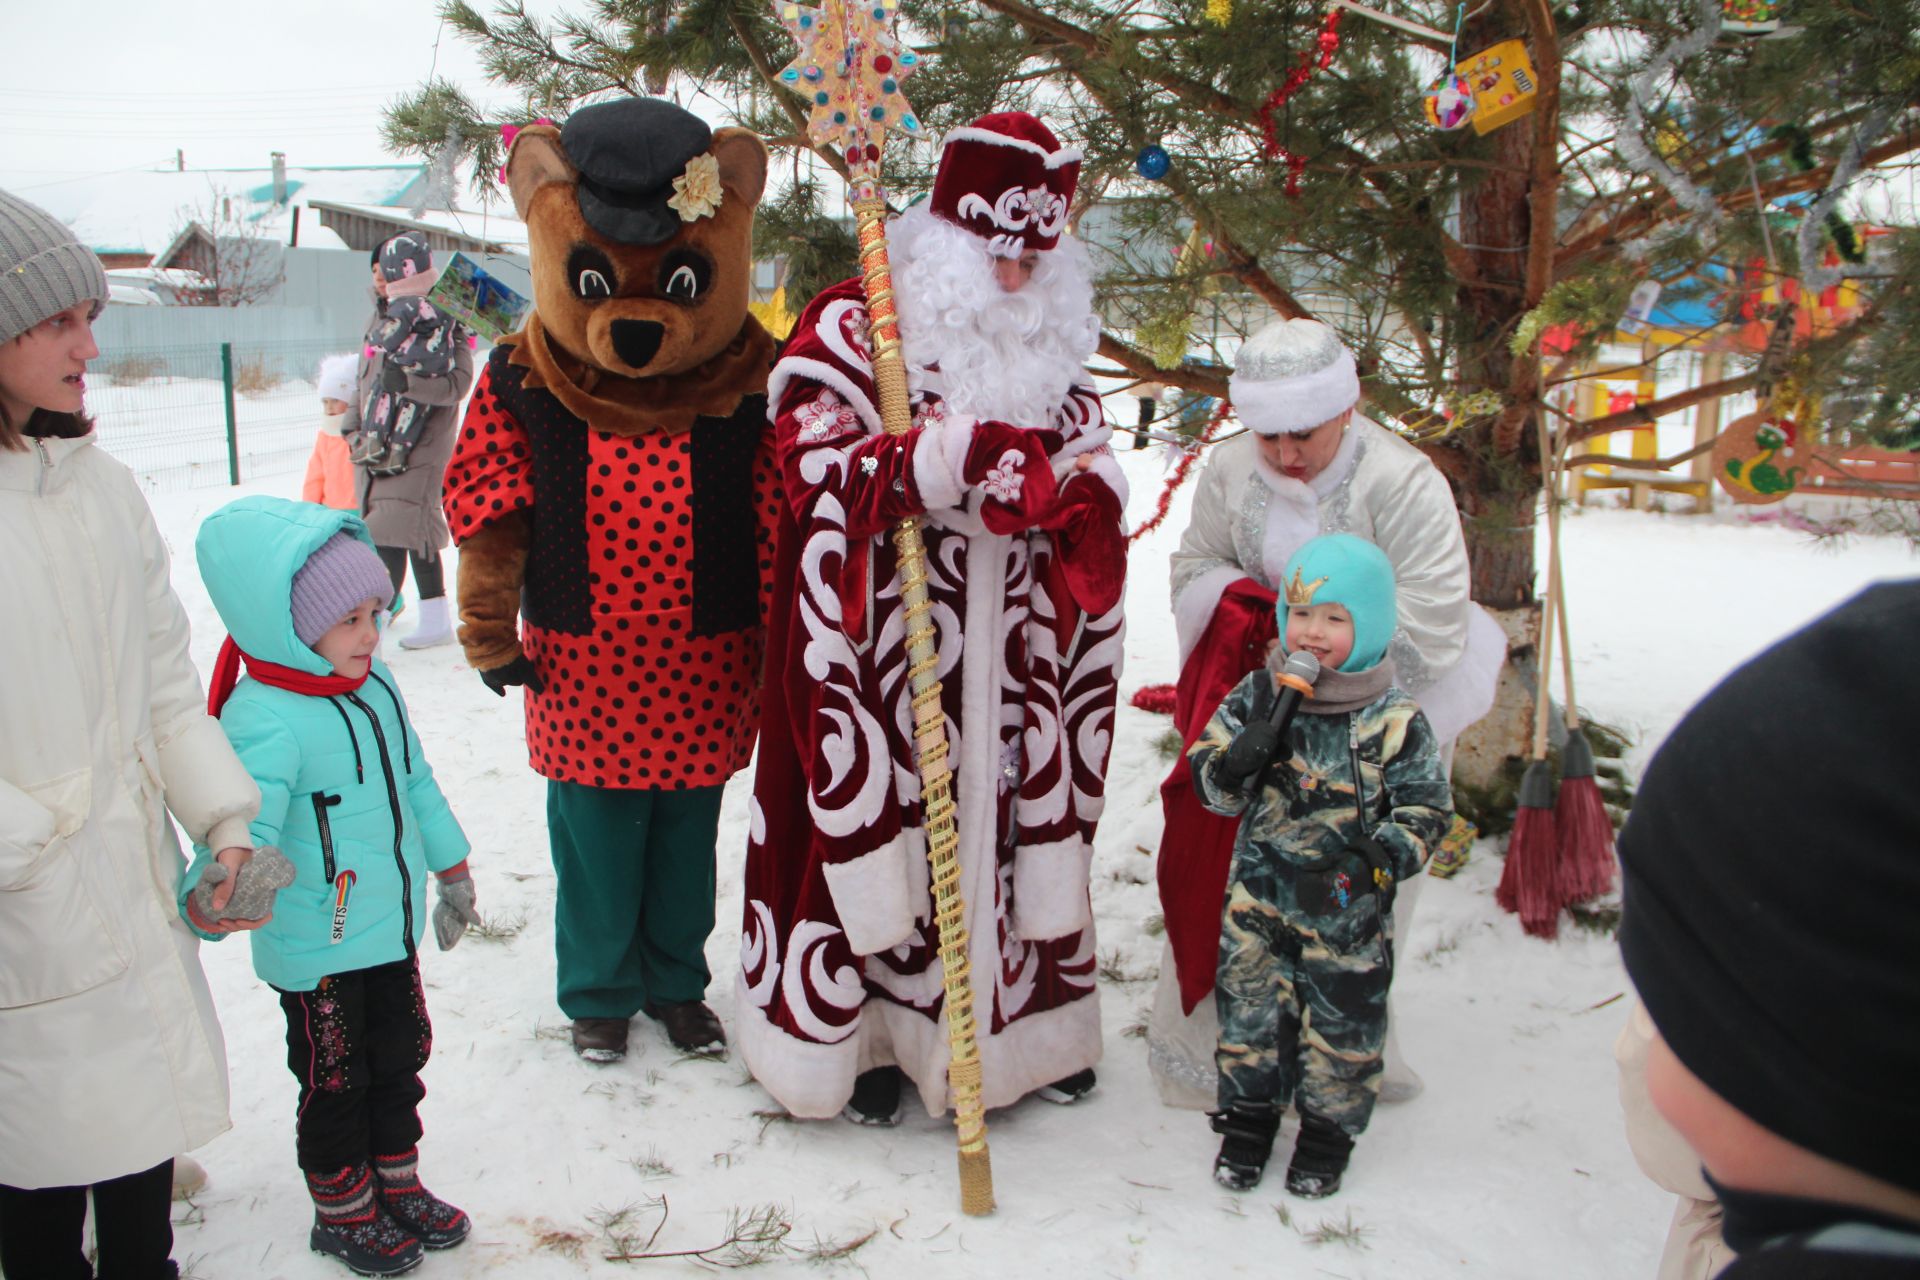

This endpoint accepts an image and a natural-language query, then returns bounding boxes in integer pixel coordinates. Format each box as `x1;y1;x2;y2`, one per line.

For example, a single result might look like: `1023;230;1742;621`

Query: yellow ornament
1207;0;1231;25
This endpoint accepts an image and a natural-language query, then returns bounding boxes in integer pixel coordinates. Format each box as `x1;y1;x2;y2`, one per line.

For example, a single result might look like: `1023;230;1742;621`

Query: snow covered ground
136;443;1916;1279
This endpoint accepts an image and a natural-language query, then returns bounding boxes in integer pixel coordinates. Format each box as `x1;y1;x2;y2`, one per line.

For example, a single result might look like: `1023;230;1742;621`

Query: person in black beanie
1617;580;1920;1278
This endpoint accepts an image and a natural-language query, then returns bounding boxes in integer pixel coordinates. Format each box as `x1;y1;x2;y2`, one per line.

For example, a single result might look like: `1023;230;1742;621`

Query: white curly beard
889;204;1099;426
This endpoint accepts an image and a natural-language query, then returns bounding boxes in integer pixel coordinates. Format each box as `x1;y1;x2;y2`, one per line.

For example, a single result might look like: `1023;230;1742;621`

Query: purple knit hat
290;533;393;646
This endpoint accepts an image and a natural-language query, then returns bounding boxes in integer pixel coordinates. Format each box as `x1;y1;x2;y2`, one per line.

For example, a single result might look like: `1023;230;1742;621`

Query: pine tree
387;0;1920;753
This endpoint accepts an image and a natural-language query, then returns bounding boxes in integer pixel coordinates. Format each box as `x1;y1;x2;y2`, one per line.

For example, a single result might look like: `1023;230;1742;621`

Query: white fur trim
888;987;1102;1115
1406;603;1507;742
768;356;884;435
1173;565;1247;664
1231;348;1360;435
942;127;1082;169
819;838;919;956
1010;837;1094;941
732;976;863;1119
911;416;973;510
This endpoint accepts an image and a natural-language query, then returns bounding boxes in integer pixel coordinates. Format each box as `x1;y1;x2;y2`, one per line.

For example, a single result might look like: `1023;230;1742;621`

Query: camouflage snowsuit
1190;670;1451;1133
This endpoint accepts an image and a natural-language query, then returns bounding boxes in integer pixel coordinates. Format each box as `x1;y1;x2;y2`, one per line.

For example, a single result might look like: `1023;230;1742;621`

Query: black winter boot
306;1164;424;1276
373;1148;470;1250
842;1066;904;1126
1285;1111;1356;1199
1208;1101;1282;1191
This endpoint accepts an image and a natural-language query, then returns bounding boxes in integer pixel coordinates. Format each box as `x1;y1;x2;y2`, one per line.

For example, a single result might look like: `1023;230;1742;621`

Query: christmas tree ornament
1136;143;1172;180
1423;72;1477;130
1616;279;1663;335
772;0;992;1218
1420;5;1475;131
1454;39;1539;135
1721;0;1781;35
1207;0;1232;25
1713;410;1807;503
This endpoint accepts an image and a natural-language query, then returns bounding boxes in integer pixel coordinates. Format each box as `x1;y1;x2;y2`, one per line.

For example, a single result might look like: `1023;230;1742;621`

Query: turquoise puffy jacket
182;497;470;991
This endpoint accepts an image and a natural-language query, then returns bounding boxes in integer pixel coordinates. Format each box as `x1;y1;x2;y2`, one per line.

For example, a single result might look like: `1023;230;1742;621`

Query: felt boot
398;596;455;650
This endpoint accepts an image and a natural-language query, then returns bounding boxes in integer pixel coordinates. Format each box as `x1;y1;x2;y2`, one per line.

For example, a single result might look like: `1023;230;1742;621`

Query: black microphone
1213;651;1321;794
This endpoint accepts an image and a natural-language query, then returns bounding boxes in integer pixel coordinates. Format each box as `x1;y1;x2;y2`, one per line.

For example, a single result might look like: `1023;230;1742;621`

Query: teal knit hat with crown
1278;533;1398;672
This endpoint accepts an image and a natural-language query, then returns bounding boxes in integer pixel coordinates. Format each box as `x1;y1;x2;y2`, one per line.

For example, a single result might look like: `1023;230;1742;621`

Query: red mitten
1039;478;1127;615
964;423;1059;534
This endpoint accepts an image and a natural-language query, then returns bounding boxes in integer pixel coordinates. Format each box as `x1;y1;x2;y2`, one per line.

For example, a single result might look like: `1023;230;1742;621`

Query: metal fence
89;339;353;494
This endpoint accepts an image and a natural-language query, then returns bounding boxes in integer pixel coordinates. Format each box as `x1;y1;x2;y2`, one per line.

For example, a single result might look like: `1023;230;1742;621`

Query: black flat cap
561;97;713;246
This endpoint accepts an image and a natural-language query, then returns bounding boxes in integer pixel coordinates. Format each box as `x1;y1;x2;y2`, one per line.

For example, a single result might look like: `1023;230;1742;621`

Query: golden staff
772;0;994;1216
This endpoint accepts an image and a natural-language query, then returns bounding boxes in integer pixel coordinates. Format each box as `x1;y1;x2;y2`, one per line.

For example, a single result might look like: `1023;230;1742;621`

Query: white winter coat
0;432;259;1189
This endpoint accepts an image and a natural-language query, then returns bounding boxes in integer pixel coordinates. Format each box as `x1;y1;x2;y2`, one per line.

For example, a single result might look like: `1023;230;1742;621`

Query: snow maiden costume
736;112;1130;1120
442;99;781;1062
1148;318;1505;1109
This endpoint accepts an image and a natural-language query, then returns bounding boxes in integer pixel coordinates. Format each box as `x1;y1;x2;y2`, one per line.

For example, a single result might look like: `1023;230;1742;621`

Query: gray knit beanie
0;190;110;344
290;533;394;646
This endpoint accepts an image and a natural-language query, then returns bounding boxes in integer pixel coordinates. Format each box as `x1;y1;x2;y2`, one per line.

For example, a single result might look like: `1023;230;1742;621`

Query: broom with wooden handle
1496;413;1564;939
771;0;993;1215
1547;434;1619;904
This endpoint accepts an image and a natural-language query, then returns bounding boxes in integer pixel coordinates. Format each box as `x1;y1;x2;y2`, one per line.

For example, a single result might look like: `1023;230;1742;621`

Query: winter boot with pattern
1209;1101;1282;1191
1285;1110;1356;1199
373;1148;470;1250
306;1163;424;1276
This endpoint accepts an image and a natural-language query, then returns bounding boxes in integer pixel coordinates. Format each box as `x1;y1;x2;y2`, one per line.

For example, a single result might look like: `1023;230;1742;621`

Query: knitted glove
380;362;410;394
189;846;296;926
479;653;545;696
964;424;1059;534
432;862;482;951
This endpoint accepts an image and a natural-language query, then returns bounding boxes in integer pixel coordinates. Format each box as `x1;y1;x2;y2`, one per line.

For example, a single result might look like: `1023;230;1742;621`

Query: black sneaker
842;1066;904;1126
1034;1068;1098;1105
1284;1110;1356;1199
1209;1102;1281;1192
310;1207;424;1276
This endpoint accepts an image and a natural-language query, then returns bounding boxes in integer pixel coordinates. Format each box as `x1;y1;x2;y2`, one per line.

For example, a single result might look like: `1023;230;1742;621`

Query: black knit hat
1618;580;1920;1193
560;97;712;246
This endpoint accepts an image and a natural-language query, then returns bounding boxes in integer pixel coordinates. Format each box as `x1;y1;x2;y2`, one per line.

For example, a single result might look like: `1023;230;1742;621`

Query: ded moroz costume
735;112;1130;1120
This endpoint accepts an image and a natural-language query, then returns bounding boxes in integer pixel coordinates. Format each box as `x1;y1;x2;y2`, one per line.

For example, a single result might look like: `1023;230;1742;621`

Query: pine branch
726;10;852;184
1097;331;1230;399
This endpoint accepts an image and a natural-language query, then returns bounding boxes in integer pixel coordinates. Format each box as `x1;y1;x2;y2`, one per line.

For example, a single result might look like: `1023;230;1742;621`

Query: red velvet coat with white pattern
736;280;1129;1118
442;345;780;789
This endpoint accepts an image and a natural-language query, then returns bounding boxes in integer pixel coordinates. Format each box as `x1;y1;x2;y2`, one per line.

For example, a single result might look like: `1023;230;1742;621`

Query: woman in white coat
0;189;264;1280
1148;317;1505;1111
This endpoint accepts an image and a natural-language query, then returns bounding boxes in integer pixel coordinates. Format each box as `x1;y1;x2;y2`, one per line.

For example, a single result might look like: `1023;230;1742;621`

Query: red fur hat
929;112;1081;258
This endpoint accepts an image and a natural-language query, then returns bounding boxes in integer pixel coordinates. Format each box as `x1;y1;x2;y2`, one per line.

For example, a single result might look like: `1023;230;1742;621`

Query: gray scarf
1268;649;1395;715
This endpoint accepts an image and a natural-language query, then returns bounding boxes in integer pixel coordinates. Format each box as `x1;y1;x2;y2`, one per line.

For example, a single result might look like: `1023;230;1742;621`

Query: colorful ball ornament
1135;144;1171;181
1423;71;1476;131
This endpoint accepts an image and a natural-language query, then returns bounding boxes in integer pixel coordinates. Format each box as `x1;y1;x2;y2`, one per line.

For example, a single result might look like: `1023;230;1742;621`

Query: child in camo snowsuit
1189;533;1452;1197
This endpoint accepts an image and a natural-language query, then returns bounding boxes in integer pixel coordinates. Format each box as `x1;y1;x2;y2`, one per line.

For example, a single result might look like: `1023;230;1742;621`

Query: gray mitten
432;872;482;950
191;846;296;923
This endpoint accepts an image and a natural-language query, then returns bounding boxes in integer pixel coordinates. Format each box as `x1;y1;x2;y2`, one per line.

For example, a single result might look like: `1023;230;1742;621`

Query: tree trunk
1447;0;1548;786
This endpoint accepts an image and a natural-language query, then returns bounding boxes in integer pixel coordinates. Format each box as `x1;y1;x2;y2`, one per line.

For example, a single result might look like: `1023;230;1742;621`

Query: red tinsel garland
1130;683;1180;715
1128;400;1232;544
1258;7;1344;197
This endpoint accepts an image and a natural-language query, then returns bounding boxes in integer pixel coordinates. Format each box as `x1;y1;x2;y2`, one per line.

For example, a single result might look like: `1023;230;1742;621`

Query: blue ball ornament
1135;144;1171;181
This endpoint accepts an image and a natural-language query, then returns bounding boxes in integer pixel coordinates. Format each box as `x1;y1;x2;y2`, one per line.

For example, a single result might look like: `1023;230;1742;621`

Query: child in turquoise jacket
184;495;479;1277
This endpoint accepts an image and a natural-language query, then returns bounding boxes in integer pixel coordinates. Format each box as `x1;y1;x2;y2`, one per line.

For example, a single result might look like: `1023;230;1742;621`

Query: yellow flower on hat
668;153;724;222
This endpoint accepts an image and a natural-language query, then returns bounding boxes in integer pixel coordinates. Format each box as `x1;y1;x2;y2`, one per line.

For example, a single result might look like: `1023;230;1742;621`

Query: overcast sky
0;0;543;197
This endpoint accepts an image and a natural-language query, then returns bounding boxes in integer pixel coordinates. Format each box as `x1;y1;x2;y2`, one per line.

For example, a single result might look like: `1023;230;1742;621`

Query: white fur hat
1229;318;1360;435
316;353;358;405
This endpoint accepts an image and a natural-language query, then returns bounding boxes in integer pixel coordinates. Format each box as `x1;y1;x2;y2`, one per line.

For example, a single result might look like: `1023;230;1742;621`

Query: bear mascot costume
442;97;780;1064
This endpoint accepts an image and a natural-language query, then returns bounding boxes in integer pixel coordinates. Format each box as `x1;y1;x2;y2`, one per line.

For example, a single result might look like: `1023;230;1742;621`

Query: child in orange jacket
302;354;359;509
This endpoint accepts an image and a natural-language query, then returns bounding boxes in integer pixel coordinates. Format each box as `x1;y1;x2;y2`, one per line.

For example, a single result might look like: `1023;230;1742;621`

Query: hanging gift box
1721;0;1782;35
1455;39;1538;135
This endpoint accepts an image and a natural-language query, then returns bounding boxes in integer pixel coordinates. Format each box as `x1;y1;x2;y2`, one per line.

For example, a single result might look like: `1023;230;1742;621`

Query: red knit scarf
207;635;368;716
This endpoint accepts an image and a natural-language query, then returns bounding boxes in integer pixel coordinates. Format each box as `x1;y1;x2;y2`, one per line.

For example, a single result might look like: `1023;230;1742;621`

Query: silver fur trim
1324;432;1366;533
1389;629;1432;692
1235;475;1273;588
